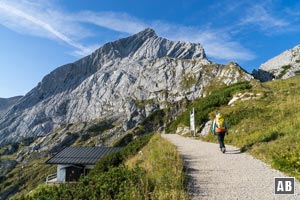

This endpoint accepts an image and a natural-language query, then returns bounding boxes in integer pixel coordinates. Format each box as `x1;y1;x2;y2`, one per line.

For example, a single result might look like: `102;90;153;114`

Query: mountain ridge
0;28;252;147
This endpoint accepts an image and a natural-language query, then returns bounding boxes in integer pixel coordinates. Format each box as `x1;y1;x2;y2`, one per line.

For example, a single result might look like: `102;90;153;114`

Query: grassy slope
222;78;300;178
126;134;188;200
171;77;300;179
0;155;56;199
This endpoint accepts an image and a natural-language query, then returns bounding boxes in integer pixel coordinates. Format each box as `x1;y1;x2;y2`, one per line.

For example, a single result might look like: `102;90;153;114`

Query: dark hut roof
46;146;121;165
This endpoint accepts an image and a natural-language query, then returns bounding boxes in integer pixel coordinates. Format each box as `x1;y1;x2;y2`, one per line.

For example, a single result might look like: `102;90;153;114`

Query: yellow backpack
216;114;226;131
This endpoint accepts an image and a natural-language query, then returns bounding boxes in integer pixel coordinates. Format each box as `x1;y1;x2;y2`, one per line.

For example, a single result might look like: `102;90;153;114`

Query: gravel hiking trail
162;134;300;200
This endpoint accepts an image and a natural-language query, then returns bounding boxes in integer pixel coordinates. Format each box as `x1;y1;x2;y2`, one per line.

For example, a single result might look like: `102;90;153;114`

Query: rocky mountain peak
0;28;251;147
136;28;157;38
92;28;206;64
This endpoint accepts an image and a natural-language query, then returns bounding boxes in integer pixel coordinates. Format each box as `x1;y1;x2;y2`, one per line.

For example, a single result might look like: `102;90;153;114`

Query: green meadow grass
201;78;300;179
126;134;188;200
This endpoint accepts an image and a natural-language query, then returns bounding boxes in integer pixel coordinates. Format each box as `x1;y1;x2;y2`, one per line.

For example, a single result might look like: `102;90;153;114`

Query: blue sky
0;0;300;98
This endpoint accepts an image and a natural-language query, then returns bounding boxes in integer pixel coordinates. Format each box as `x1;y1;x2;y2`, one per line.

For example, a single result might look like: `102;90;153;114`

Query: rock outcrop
253;45;300;81
0;28;252;146
0;96;23;116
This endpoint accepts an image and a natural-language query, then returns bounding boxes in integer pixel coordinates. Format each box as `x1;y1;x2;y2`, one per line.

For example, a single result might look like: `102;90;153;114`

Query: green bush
85;167;147;200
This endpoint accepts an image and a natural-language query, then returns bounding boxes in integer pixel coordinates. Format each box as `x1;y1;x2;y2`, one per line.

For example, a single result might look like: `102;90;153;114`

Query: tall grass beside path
126;134;188;200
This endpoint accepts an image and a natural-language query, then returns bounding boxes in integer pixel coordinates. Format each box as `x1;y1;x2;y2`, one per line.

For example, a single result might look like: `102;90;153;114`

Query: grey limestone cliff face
253;45;300;81
0;96;22;110
0;96;23;117
0;28;252;146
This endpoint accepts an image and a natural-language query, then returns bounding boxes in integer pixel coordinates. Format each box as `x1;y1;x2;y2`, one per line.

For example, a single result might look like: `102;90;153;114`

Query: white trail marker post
190;108;196;136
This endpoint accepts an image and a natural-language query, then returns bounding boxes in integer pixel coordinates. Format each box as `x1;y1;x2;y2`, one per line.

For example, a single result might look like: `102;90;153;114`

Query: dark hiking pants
217;132;226;149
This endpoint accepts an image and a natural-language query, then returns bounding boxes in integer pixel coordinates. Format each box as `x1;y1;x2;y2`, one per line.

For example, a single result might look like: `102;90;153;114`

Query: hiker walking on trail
212;112;228;153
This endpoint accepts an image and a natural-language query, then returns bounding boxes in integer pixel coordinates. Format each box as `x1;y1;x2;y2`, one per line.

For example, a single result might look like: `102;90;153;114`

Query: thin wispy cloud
240;5;289;31
0;0;96;57
0;0;255;61
78;11;147;34
284;2;300;20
